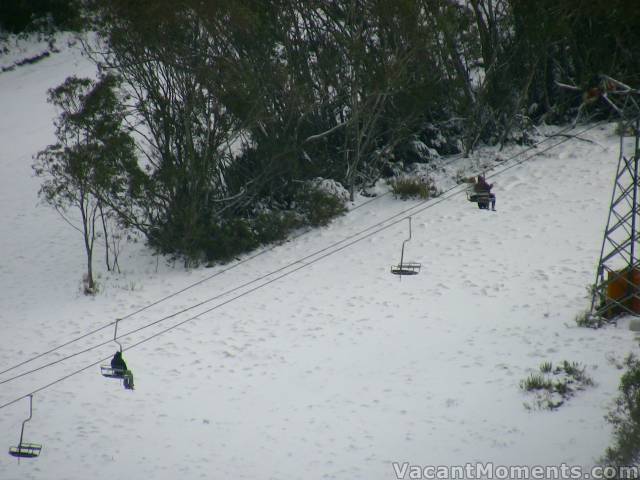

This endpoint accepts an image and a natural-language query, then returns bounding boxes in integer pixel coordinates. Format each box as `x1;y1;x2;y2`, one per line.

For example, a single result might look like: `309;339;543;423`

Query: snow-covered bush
306;178;350;203
389;174;438;200
421;121;464;156
394;136;442;166
294;178;348;227
454;168;478;185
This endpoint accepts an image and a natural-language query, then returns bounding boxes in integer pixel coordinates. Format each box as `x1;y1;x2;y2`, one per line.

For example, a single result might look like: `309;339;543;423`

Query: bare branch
303;121;348;143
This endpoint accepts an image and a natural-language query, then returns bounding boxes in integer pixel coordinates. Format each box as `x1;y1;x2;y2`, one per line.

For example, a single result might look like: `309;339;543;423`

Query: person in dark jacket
111;350;134;389
111;350;127;372
474;175;496;211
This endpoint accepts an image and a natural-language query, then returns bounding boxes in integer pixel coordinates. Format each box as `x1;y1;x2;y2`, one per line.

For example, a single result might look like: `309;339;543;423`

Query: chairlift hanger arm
8;394;42;459
391;217;421;276
114;318;122;352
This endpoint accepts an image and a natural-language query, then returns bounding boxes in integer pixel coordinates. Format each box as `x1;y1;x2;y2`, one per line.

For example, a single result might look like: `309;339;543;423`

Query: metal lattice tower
589;76;640;319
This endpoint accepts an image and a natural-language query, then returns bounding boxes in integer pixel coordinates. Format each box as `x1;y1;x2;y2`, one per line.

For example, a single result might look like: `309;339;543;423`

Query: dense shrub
294;184;347;227
148;181;347;265
252;210;302;245
204;218;259;263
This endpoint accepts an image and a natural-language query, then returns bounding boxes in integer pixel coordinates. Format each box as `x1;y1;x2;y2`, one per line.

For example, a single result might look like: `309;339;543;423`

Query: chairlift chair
8;395;42;459
100;365;134;390
466;185;492;210
100;319;135;390
390;217;421;276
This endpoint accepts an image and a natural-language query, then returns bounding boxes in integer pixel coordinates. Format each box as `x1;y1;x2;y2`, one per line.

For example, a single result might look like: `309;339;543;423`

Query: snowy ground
1;39;639;480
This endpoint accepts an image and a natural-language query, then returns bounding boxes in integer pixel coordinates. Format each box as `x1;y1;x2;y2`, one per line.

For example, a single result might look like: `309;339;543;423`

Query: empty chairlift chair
390;217;421;276
8;395;42;459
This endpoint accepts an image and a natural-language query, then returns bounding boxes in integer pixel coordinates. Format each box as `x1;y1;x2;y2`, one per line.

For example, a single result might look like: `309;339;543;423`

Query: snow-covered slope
1;39;638;480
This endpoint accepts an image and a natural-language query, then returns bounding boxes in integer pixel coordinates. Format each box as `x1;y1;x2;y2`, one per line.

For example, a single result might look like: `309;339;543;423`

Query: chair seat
100;365;129;378
391;263;421;275
9;443;42;458
468;192;492;200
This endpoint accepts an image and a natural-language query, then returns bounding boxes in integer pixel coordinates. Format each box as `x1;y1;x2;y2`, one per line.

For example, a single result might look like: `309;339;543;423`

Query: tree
89;0;637;262
34;74;138;293
90;0;250;263
0;0;82;34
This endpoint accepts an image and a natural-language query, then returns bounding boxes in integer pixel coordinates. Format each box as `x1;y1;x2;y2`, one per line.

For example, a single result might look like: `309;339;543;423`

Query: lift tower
589;77;640;320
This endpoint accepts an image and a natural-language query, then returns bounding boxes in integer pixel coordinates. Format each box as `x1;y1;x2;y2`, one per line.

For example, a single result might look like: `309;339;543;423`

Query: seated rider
474;175;496;211
111;350;127;373
111;350;134;389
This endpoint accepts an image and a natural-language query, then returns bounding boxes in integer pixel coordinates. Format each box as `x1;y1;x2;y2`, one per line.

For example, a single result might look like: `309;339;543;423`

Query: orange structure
604;268;640;317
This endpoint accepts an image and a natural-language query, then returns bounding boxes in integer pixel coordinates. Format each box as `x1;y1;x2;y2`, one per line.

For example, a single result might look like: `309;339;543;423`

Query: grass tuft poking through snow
522;361;594;411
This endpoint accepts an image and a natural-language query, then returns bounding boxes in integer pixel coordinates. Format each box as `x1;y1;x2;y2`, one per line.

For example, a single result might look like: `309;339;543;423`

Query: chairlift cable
0;197;399;386
0;120;584;386
2;117;583;379
0;191;390;378
0;121;596;386
0;120;605;411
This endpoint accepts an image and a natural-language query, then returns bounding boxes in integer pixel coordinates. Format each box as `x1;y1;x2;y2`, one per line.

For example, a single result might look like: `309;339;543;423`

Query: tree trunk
86;241;94;293
80;192;97;294
99;203;111;271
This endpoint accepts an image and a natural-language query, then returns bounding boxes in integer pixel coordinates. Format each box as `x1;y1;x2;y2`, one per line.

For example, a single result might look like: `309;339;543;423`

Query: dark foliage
294;187;347;228
33;0;638;264
0;0;82;33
